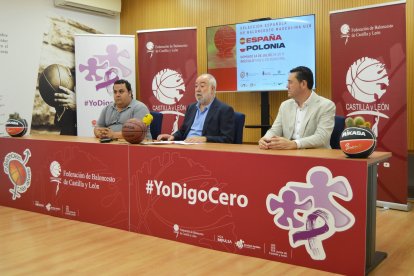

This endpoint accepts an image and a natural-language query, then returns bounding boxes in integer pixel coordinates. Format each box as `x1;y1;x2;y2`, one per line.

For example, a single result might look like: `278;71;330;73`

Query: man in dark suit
157;73;235;143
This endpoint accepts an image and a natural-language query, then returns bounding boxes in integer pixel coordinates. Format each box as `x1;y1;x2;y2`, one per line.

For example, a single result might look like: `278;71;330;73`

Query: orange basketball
8;160;27;186
38;64;74;107
122;119;147;144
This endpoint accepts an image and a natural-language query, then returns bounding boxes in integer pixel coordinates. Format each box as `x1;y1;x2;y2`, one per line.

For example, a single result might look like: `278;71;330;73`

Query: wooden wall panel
407;0;414;151
121;0;413;149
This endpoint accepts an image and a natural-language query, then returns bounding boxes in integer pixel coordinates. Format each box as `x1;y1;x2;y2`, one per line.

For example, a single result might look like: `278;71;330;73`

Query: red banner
0;138;130;230
330;2;407;205
129;146;368;275
2;136;390;275
137;28;197;135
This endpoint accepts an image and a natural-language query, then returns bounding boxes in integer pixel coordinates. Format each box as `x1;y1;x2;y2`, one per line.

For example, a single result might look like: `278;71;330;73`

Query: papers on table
141;140;202;145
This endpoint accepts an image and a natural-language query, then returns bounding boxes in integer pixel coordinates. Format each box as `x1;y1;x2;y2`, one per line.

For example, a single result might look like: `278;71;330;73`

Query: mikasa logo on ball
6;120;20;126
339;127;376;158
341;130;366;138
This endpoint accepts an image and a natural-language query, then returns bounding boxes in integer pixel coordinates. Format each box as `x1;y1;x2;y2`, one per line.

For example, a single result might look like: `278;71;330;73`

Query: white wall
0;0;120;136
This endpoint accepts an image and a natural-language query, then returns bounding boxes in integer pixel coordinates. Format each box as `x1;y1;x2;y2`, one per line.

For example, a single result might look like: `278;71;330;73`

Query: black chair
234;112;246;144
149;111;163;140
330;115;345;149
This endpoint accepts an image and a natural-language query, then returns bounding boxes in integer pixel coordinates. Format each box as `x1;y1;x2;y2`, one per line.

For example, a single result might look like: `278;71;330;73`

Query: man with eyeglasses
157;73;235;143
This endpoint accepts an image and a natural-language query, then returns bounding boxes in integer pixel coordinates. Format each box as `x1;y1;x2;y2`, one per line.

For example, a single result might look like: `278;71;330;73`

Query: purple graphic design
290;209;334;260
292;210;330;242
266;166;355;260
96;68;120;92
94;45;131;77
78;44;132;92
79;58;108;81
267;189;312;229
288;168;354;229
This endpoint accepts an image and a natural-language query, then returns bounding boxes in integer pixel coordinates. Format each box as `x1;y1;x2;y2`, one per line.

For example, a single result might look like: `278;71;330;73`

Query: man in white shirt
258;66;335;150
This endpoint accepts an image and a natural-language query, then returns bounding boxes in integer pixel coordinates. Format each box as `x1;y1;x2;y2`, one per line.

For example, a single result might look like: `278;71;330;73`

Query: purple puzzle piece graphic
288;167;355;230
94;44;131;77
266;166;355;261
78;58;108;81
267;188;312;229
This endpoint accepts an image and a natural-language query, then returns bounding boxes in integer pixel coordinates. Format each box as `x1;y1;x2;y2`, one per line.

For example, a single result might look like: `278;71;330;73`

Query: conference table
0;135;391;275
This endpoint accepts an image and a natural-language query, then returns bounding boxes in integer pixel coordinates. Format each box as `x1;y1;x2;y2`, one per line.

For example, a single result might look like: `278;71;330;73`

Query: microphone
142;113;153;126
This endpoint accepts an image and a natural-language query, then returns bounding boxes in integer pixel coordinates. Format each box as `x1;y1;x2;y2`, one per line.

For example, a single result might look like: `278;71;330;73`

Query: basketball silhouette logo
152;69;185;105
8;160;27;186
346;57;389;103
50;161;61;178
340;24;350;36
146;41;154;51
214;25;236;57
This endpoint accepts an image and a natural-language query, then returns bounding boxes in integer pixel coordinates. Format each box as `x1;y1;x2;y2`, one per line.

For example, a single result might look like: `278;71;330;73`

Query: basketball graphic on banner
38;64;75;107
8;160;27;186
214;25;236;57
152;69;185;105
346;57;389;103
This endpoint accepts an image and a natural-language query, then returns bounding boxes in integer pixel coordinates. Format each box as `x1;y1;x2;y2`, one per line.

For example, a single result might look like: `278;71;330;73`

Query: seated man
157;73;234;143
94;79;151;140
259;66;335;150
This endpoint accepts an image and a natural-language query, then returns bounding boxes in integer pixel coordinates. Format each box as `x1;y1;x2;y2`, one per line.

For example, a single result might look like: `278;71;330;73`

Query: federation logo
3;149;32;200
146;41;155;58
340;24;351;44
173;224;180;238
49;161;62;195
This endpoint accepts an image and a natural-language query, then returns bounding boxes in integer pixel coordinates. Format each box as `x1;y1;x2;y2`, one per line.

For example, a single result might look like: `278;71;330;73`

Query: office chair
149;111;163;140
234;112;246;144
330;115;345;149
